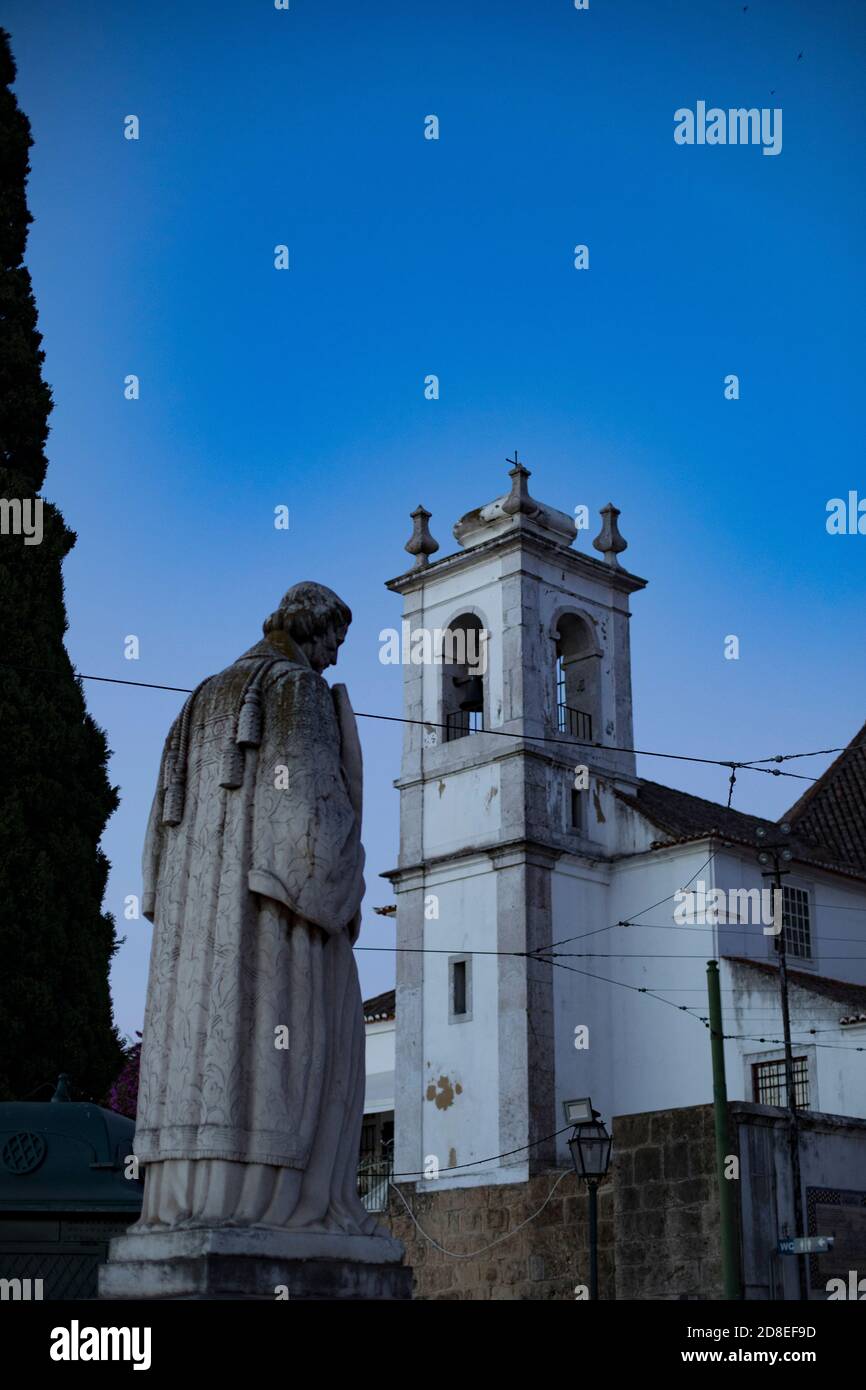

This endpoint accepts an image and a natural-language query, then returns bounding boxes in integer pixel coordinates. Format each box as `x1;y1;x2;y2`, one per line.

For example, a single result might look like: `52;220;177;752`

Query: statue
132;581;381;1238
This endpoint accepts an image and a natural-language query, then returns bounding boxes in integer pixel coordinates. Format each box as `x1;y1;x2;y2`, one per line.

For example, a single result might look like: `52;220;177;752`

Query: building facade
382;462;866;1206
360;990;395;1212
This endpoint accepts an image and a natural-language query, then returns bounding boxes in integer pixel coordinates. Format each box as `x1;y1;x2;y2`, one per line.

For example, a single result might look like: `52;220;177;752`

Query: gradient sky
4;0;865;1040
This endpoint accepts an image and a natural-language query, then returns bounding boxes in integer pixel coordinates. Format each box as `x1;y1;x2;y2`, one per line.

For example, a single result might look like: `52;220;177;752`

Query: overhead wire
3;662;861;1081
0;657;843;783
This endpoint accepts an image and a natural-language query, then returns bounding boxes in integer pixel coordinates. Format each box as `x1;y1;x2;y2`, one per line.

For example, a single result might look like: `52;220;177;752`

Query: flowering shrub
105;1033;141;1119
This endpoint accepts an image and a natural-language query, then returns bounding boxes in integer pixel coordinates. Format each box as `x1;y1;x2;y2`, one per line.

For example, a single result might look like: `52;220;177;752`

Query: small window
570;788;582;831
448;955;472;1023
781;885;811;960
753;1057;810;1108
453;960;467;1015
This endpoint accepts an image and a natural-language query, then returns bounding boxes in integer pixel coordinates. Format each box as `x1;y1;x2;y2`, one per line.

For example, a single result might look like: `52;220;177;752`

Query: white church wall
712;850;775;966
544;842;727;1155
549;860;614;1165
714;850;866;986
602;843;722;1121
416;856;503;1190
826;1023;866;1118
569;772;650;857
802;871;866;985
421;763;501;855
610;790;665;856
724;959;866;1120
585;840;866;1125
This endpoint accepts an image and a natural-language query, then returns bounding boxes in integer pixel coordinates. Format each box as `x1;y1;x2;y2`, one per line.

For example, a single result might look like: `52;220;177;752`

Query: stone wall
612;1103;728;1300
385;1102;729;1300
387;1169;615;1301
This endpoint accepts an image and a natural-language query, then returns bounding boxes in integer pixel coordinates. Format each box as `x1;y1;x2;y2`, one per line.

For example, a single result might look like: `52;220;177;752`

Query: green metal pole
707;961;742;1299
588;1180;599;1300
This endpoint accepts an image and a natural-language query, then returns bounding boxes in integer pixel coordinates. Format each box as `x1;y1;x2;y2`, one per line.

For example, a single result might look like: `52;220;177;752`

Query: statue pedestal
98;1226;412;1301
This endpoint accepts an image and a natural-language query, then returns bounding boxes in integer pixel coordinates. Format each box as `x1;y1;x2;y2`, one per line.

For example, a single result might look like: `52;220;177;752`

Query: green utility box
0;1079;143;1300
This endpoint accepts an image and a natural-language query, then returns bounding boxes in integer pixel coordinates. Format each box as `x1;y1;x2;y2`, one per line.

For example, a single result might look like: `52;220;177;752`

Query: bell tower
383;459;647;1190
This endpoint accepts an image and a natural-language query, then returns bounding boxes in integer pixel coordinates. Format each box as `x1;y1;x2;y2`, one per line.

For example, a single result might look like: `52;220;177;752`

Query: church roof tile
617;739;866;882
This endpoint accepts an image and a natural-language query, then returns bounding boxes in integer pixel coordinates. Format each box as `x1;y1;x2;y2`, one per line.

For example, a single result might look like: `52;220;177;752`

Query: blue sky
5;0;865;1039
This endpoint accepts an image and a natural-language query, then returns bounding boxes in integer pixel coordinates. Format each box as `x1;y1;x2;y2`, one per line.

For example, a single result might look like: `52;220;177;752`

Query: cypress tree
0;29;123;1100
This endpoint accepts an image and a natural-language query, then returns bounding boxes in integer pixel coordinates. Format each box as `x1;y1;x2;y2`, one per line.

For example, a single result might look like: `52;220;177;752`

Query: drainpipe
707;961;742;1299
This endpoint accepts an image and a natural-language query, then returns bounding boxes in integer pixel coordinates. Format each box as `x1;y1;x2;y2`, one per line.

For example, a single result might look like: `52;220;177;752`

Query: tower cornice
380;835;571;885
385;520;647;598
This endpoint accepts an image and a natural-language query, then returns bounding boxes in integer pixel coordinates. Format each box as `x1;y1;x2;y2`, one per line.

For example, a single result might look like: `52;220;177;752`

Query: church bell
453;673;484;711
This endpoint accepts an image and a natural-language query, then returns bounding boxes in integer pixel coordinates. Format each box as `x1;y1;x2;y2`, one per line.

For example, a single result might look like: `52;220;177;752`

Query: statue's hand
332;683;363;819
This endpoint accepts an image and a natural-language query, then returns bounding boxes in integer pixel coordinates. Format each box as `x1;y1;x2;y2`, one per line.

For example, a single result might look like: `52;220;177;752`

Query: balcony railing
357;1150;393;1212
445;709;483;742
558;703;592;741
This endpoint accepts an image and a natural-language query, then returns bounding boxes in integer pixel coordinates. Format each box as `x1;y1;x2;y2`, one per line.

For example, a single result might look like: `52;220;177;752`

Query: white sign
778;1236;834;1255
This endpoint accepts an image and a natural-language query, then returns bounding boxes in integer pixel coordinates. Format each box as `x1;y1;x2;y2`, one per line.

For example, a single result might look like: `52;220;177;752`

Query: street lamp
564;1097;612;1300
757;822;793;868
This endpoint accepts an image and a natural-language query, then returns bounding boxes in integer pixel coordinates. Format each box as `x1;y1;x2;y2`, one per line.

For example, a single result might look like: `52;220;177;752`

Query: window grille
753;1056;809;1108
781;885;811;960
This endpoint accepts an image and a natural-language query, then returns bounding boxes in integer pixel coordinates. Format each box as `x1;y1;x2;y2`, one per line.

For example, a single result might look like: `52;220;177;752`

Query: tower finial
592;502;628;568
404;504;439;570
502;453;540;517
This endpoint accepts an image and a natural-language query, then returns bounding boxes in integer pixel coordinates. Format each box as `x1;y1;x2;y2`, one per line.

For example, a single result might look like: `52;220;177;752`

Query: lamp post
756;822;807;1300
564;1098;612;1300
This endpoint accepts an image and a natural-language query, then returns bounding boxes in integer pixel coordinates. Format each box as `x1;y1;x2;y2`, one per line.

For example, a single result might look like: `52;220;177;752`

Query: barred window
782;885;811;960
753;1056;810;1109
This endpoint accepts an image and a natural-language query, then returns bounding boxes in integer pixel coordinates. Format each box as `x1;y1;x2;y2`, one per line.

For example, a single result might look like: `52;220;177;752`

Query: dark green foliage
0;29;123;1100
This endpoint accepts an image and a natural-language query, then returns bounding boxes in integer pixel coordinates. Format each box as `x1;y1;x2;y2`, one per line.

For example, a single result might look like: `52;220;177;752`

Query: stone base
98;1226;412;1301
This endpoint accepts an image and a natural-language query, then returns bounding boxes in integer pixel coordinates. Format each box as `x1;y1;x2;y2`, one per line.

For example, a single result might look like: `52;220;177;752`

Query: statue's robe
134;633;376;1234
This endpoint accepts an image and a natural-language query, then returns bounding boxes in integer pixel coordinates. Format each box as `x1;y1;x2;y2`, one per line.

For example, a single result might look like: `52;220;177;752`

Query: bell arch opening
554;612;600;743
440;613;486;742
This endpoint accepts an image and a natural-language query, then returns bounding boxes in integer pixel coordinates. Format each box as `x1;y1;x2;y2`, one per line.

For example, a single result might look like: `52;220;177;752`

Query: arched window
554;613;599;742
441;613;485;742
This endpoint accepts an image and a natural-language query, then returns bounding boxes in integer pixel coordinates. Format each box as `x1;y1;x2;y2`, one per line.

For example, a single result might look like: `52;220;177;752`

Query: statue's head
263;581;352;673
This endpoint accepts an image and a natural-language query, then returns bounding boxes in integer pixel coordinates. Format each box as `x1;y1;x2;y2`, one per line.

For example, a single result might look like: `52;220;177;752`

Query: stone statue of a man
133;581;379;1237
